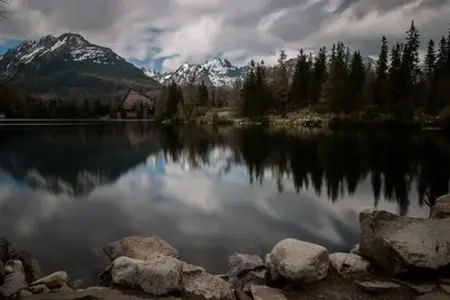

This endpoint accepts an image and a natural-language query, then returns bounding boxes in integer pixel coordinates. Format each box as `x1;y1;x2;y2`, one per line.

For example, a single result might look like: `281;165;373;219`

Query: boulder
359;209;450;275
228;253;264;278
181;262;234;300
30;271;74;291
111;256;182;296
329;253;370;278
0;260;28;298
228;253;265;292
350;244;360;255
0;238;43;283
441;284;450;294
430;195;450;220
29;283;51;294
355;281;401;294
103;236;180;261
250;285;286;300
266;238;329;283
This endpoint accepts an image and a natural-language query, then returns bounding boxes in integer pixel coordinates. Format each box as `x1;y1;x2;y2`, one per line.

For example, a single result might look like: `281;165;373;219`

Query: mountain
143;57;247;87
0;33;161;99
144;54;377;88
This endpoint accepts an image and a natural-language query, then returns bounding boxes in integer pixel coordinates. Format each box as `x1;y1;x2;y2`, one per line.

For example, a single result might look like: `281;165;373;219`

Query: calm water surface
0;122;445;284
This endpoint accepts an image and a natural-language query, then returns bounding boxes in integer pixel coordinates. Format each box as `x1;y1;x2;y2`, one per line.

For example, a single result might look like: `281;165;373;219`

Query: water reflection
0;123;445;283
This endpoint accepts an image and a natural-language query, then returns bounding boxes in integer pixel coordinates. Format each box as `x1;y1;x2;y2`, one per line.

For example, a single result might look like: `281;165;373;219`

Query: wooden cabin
118;89;155;118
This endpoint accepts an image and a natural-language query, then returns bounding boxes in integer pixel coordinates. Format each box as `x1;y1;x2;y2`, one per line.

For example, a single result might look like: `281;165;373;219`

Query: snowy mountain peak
8;32;124;65
142;57;246;87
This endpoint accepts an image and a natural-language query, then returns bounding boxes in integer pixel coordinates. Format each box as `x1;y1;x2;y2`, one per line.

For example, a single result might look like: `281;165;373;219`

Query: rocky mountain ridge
0;33;160;99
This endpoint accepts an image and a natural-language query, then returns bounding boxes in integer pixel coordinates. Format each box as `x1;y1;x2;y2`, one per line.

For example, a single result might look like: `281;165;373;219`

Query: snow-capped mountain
143;57;247;87
0;33;160;98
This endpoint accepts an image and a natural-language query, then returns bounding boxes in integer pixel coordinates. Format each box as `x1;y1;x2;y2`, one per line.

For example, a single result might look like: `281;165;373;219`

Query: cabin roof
120;89;155;110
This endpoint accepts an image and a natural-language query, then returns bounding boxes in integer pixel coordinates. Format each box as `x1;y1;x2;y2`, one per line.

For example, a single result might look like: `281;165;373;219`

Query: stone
329;253;370;278
267;238;329;283
103;236;180;261
20;289;33;297
442;284;450;294
0;260;28;297
31;271;75;290
264;253;280;282
29;284;51;294
228;253;264;278
181;264;234;300
414;292;450;300
404;282;435;294
228;253;265;292
359;209;450;275
250;285;286;300
7;248;44;283
0;237;43;283
350;244;360;255
355;281;401;294
431;195;450;219
111;256;182;296
234;289;252;300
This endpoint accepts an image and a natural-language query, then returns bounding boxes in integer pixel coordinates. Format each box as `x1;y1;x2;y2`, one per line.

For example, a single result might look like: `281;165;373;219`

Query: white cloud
0;0;449;72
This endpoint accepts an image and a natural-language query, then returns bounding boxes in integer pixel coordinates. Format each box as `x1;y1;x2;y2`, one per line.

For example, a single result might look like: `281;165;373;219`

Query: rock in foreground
430;194;450;220
329;253;370;278
111;256;182;296
228;253;265;292
103;236;180;261
266;238;329;283
359;209;450;275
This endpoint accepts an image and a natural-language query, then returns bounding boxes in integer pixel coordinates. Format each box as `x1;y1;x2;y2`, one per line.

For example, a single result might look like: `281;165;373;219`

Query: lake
0;122;446;284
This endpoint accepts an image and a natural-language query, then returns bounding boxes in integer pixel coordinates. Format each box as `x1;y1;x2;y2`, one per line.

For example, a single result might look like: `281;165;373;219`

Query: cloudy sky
0;0;449;72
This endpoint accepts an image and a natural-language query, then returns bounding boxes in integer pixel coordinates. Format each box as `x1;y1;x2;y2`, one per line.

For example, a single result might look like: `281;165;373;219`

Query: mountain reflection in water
0;122;443;284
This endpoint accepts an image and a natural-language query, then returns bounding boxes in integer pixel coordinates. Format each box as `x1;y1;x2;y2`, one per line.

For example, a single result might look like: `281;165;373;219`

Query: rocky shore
1;195;450;300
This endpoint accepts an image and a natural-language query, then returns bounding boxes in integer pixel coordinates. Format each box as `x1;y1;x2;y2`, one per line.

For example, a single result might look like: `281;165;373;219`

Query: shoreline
1;196;449;300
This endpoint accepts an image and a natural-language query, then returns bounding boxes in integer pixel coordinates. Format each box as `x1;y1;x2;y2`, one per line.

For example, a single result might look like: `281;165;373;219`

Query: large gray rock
250;285;286;300
355;281;401;294
111;256;182;296
228;253;265;292
329;253;370;278
267;238;329;283
0;260;28;297
350;244;360;255
103;236;180;261
0;237;43;283
181;262;234;300
30;271;74;291
359;209;450;275
431;195;450;220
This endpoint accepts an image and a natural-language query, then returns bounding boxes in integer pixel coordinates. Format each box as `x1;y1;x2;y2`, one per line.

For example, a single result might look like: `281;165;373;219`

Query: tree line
153;21;450;123
1;20;450;122
240;21;450;120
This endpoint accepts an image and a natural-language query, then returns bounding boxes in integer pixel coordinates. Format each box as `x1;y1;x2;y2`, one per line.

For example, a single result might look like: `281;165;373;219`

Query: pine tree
241;60;256;117
374;36;388;107
424;39;437;113
388;42;403;111
198;80;209;107
275;50;289;114
288;49;311;109
325;42;347;112
344;51;365;113
310;46;327;104
399;21;420;106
